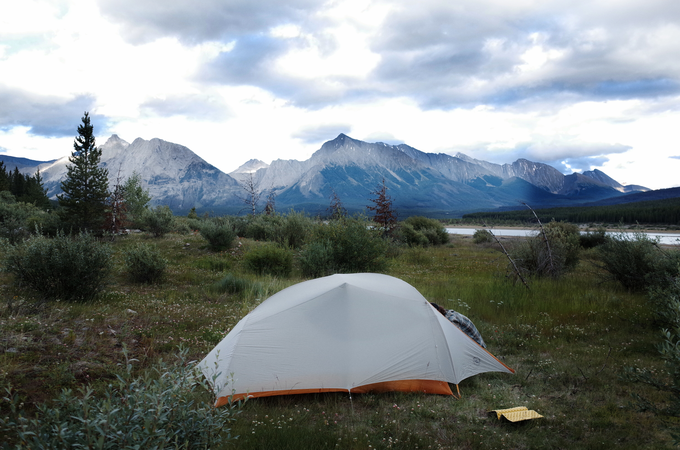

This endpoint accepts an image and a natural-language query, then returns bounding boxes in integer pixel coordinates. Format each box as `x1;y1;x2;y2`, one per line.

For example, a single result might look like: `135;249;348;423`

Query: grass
0;231;676;449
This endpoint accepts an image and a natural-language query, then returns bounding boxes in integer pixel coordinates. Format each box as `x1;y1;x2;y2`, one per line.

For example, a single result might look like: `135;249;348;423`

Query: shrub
200;218;237;251
399;223;430;247
211;273;262;296
300;216;388;277
277;211;313;249
123;243;168;284
243;243;293;277
580;226;608;249
597;231;680;291
400;216;449;246
473;229;494;244
244;214;283;241
0;192;42;243
299;240;335;278
624;282;680;444
3;232;112;301
0;347;240;449
140;205;175;238
510;221;581;278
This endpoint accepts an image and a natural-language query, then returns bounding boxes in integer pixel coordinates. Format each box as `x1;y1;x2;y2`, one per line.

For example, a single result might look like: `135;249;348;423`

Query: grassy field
0;231;675;449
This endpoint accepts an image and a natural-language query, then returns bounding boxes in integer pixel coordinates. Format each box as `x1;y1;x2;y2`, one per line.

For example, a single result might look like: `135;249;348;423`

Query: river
446;227;680;246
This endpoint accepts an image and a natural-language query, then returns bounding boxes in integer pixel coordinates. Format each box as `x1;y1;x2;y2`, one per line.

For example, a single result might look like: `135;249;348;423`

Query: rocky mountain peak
232;159;270;174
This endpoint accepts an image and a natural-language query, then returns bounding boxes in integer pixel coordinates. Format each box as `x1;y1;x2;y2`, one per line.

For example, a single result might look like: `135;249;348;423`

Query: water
446;227;680;245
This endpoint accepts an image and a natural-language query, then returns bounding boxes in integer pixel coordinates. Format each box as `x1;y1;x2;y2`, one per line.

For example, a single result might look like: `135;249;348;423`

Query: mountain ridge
1;133;655;216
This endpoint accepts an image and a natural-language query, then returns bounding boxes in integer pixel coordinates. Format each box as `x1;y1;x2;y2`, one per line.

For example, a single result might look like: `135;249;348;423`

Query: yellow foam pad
490;406;543;422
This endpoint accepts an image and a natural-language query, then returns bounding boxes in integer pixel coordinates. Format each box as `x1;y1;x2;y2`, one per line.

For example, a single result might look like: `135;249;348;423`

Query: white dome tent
200;273;513;406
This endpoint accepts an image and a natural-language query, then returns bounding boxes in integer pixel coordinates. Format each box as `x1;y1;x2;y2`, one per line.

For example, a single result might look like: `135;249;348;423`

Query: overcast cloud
1;0;679;189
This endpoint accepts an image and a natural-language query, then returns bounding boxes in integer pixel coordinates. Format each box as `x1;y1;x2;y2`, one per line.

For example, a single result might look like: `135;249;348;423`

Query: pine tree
21;168;50;209
58;112;109;231
367;177;397;234
0;162;9;191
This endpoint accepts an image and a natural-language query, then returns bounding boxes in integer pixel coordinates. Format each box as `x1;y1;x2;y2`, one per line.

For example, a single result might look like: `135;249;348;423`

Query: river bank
445;225;680;245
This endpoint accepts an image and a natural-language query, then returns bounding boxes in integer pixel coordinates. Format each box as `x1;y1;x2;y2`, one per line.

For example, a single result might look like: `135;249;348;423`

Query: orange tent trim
215;379;453;407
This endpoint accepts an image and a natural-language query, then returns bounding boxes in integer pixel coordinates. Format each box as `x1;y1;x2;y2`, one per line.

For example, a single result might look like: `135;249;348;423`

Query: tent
200;273;513;406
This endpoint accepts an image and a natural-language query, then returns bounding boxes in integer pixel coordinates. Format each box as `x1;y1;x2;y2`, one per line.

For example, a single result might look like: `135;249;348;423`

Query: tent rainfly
200;273;514;406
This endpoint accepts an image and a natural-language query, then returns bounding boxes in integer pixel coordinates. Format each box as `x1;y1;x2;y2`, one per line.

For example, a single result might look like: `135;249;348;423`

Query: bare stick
522;202;554;274
484;223;530;291
578;367;588;382
594;347;612;376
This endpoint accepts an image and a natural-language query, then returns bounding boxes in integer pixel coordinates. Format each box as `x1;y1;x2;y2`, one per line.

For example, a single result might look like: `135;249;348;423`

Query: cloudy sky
1;0;679;189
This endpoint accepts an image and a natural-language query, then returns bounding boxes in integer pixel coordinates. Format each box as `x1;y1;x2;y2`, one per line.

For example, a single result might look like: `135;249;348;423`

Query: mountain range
1;133;659;217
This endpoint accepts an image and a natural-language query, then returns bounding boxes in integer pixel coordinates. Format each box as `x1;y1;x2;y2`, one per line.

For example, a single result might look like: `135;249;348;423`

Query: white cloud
1;0;680;192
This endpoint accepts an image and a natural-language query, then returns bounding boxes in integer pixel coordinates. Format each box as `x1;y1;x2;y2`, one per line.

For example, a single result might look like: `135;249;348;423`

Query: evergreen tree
0;162;9;191
367;177;397;234
58;112;109;231
20;168;50;209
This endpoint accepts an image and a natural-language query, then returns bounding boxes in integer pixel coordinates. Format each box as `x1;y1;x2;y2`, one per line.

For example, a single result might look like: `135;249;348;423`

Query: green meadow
0;227;676;449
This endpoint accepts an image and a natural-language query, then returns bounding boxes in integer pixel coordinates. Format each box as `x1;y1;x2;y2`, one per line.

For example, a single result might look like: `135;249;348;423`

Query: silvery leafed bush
199;217;237;251
0;347;241;449
4;232;112;301
123;243;168;284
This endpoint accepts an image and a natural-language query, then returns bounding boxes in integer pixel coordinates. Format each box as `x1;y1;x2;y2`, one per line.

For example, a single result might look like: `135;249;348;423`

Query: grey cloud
202;35;289;85
362;132;404;146
460;140;630;169
362;1;680;109
96;0;319;44
292;124;352;145
0;86;102;137
140;94;231;121
200;35;364;108
119;0;680;111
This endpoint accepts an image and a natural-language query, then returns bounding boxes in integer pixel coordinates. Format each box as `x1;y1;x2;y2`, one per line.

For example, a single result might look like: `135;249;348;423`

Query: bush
473;229;494;244
238;212;313;248
510;221;581;278
0;192;42;243
244;214;283;241
123;243;168;284
300;217;388;277
277;211;313;249
624;281;680;444
140;205;175;238
243;243;293;277
200;218;237;251
399;223;430;247
597;231;680;291
211;273;262;297
580;226;608;249
3;232;112;301
299;240;335;278
399;216;449;246
0;347;240;449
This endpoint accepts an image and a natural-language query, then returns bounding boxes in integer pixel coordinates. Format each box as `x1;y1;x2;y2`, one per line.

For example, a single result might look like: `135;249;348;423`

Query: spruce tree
58;112;109;231
367;177;397;234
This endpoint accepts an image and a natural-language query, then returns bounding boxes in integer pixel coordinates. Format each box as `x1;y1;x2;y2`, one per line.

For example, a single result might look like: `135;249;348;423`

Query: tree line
0;163;50;209
463;198;680;226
